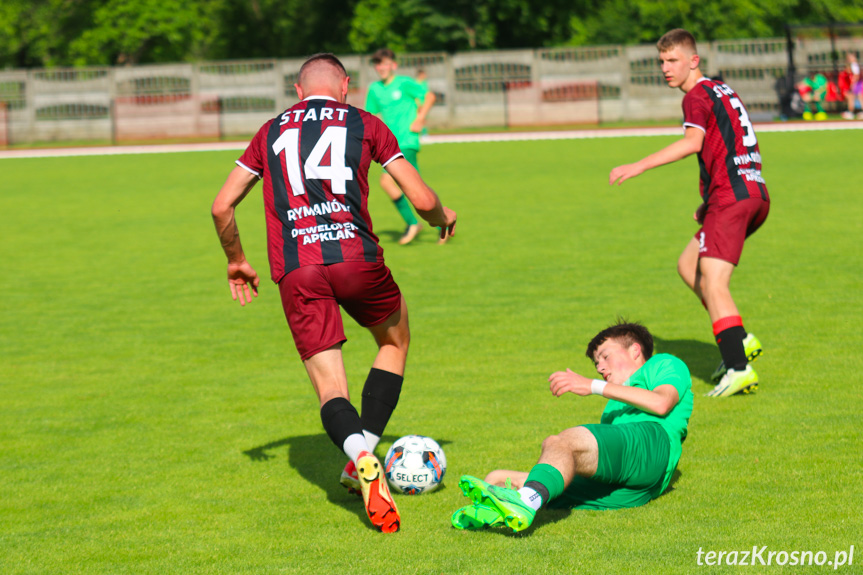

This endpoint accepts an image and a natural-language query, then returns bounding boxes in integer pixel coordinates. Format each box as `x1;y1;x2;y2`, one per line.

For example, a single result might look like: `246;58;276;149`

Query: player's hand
409;118;425;133
609;163;644;186
439;206;457;240
227;260;259;306
693;202;707;224
548;369;592;397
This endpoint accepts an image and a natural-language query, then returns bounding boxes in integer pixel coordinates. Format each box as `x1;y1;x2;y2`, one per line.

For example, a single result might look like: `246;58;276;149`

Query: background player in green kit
366;48;443;244
451;321;693;533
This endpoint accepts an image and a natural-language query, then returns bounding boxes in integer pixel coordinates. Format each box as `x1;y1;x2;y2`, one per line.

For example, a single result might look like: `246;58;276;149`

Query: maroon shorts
696;198;769;265
278;261;402;361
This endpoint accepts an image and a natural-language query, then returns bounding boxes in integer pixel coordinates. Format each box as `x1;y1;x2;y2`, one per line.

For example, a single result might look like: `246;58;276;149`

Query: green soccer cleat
707;365;759;397
712;333;763;382
451;503;505;530
458;475;492;502
458;475;536;533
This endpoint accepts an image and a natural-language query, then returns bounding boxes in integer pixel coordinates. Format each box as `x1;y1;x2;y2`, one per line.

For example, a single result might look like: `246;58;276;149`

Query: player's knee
391;330;410;354
540;434;561;453
552;426;595;453
483;469;509;486
543;427;581;452
372;306;410;353
699;276;730;298
386;320;410;352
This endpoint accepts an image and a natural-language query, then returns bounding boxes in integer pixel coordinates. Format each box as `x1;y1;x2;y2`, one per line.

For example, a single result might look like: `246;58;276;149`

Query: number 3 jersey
682;77;770;208
236;97;404;283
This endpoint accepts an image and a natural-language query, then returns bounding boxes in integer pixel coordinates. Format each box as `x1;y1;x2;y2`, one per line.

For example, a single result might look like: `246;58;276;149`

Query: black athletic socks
523;480;550;508
361;368;404;437
716;325;748;371
320;397;364;450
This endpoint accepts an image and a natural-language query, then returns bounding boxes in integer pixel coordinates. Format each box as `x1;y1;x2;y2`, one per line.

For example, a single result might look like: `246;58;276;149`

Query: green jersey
365;75;429;151
600;353;693;491
804;73;828;96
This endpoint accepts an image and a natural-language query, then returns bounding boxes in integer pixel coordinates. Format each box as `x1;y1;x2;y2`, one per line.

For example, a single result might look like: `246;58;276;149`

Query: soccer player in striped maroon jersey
609;29;769;398
211;53;456;532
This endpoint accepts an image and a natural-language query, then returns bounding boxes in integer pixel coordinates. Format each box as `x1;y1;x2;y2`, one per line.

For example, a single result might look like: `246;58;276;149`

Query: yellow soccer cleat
708;365;759;397
712;333;763;382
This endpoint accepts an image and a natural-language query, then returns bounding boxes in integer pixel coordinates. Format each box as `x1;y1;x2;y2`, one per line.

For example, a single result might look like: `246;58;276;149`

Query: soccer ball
384;435;447;495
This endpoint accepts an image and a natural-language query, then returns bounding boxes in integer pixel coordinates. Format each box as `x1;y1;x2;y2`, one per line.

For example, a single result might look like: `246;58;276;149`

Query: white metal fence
0;36;860;144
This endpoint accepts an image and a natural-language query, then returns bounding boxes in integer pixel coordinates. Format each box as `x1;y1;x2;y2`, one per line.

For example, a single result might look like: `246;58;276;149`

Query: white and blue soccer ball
384;435;447;495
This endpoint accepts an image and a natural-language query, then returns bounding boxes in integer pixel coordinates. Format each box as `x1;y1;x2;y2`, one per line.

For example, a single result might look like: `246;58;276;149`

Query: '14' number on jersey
271;126;353;196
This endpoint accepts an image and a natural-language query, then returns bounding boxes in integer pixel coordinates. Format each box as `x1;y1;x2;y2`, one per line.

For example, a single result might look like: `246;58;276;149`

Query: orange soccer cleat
356;451;400;533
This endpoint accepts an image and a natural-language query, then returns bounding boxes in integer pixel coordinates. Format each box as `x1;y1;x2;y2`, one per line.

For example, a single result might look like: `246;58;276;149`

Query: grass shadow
517;468;683;535
521;507;572;534
447;470;686;537
378;228;406;243
658;468;682;497
653;335;718;383
242;434;454;531
377;227;440;245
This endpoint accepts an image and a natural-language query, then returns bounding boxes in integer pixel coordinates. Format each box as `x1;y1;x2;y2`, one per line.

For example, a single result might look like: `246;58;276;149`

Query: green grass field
2;129;861;574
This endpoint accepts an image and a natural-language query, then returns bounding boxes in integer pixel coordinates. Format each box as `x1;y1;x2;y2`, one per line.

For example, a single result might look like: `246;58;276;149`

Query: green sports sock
393;195;418;226
815;101;825;113
525;463;566;505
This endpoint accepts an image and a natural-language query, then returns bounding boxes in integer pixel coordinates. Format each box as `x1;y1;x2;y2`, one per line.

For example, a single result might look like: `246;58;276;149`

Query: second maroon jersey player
682;77;769;209
609;29;769;398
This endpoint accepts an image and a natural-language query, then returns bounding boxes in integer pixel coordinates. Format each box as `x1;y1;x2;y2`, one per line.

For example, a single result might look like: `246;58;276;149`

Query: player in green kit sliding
366;49;445;245
452;321;693;533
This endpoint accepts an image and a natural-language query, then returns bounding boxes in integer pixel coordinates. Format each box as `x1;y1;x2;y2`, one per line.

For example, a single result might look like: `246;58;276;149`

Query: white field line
1;121;862;159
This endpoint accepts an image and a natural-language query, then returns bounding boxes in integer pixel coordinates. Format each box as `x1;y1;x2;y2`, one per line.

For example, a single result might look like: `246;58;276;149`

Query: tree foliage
569;0;863;45
208;0;357;61
1;0;862;68
69;0;218;66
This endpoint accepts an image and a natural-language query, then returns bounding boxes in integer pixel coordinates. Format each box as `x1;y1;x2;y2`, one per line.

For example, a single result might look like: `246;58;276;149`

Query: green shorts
549;421;670;511
401;148;419;171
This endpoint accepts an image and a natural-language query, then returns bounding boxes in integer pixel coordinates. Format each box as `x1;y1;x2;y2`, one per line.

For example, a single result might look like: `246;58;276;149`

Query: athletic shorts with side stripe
278;261;402;361
696;197;769;265
548;421;671;511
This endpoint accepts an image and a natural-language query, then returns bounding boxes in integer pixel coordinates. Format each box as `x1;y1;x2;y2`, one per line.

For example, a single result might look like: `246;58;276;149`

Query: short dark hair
371;48;396;64
585;320;654;361
657;28;697;54
298;53;347;82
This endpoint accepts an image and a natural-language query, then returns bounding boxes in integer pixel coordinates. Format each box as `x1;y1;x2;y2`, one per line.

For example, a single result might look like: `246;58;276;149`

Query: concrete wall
0;36;859;144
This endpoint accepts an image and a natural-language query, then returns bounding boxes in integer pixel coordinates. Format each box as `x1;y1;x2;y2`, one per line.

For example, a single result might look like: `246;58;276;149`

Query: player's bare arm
603;383;680;416
609;127;704;186
212;166;261;306
410;91;436;133
548;368;679;416
385;157;457;238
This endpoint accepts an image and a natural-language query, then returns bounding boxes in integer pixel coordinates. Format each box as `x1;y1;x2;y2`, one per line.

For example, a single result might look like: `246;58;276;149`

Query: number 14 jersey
682;77;770;208
236;97;404;283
